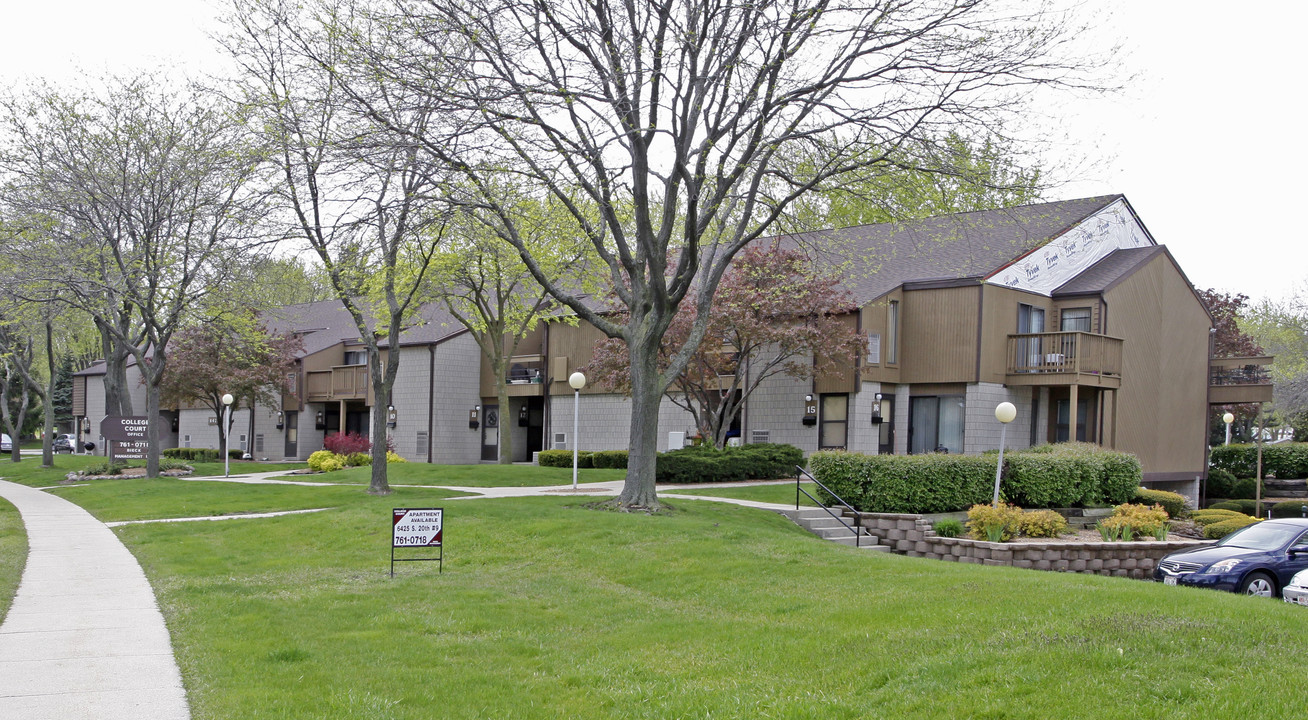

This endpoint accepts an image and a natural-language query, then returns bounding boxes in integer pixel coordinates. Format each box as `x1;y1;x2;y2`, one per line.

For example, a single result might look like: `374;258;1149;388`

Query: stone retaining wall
854;512;1209;580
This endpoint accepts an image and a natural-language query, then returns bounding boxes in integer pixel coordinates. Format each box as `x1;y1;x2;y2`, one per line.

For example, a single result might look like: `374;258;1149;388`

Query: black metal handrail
796;465;863;547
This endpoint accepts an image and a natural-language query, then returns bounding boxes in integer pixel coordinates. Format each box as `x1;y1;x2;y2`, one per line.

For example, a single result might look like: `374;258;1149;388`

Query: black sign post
391;508;443;577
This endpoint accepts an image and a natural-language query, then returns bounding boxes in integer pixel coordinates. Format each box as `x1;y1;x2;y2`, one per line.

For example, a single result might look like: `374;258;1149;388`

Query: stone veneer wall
853;512;1209;580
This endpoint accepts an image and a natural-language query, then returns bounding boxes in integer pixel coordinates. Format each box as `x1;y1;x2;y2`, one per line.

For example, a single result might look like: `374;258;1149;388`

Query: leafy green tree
1242;289;1308;439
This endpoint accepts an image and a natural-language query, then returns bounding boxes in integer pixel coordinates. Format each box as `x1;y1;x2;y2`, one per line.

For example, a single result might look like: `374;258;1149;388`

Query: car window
1293;532;1308;549
1217;523;1304;550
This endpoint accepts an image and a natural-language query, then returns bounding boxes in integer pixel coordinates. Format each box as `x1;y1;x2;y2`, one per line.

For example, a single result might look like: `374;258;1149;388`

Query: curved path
0;480;189;720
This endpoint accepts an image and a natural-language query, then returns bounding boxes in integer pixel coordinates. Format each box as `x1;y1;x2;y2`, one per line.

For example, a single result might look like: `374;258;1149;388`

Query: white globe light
222;393;235;406
1222;412;1234;424
568;371;587;390
994;401;1017;424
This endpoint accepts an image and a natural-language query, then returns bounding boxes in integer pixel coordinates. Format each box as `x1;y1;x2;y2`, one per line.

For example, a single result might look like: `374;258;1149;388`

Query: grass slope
322;462;627;487
0;497;26;623
664;481;820;506
105;490;1308;719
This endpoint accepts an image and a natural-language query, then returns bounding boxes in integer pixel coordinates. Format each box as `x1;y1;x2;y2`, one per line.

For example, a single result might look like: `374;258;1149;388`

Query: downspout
248;399;256;459
1203;326;1216;506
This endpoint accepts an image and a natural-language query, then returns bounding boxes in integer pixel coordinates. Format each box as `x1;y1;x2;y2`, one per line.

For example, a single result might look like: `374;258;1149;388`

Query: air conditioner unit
552;432;568;450
727;437;742;447
668;431;686;450
751;429;770;444
532;451;541;465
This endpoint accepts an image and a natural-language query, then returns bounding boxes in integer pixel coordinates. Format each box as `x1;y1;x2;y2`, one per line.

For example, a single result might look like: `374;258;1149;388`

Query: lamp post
222;393;234;478
569;371;586;490
992;402;1017;507
1223;411;1235;446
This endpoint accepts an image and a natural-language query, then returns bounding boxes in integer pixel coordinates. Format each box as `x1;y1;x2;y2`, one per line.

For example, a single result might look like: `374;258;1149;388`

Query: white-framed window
886;300;899;364
1060;307;1092;332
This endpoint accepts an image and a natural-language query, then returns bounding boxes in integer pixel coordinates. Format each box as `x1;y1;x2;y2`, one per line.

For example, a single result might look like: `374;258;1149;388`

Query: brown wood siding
1104;254;1211;477
900;286;979;384
814;312;860;394
860;289;902;385
544;320;610;394
1052;299;1101;334
977;286;1051;384
72;376;86;416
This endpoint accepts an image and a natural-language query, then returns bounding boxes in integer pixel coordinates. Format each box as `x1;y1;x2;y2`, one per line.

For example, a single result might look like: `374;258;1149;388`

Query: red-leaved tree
588;245;866;448
1199;288;1265;444
157;318;302;448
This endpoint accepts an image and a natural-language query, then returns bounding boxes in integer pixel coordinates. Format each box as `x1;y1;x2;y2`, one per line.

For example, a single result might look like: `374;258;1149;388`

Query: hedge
1270;500;1308;519
163;447;221;463
809;444;1143;514
1231;477;1258;500
1210;443;1308;479
655;443;803;484
537;450;594;468
1204;515;1261;540
591;450;629;469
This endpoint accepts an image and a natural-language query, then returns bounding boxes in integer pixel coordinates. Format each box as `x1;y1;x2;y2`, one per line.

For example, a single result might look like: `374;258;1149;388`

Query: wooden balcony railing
1007;332;1123;377
305;365;371;401
1209;356;1274;404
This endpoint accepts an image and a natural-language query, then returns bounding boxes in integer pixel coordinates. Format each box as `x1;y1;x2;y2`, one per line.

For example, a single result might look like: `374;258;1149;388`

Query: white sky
2;0;1304;304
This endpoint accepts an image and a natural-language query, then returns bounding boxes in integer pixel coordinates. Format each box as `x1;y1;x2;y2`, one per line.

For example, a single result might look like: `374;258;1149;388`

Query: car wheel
1239;572;1276;598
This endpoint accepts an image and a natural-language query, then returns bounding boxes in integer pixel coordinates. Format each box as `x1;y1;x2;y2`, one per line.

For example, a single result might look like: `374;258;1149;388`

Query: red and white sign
392;508;443;547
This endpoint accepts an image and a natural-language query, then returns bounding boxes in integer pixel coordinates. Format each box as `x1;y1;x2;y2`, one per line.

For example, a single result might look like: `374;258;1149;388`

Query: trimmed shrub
386;451;407;463
655;443;801;484
1270;500;1308;519
966;503;1023;542
323;431;371;456
308;450;344;472
1134;488;1187;518
1020;509;1069;538
1191;509;1243;526
228;449;244;460
158;458;193;472
536;449;594;468
1230;478;1258;500
1208;501;1245;512
81;460;126;476
1100;503;1169;540
1206;468;1236;498
932;518;964;538
1204;515;1261;540
810;452;994;513
163;447;220;463
345;452;372;467
591;450;629;469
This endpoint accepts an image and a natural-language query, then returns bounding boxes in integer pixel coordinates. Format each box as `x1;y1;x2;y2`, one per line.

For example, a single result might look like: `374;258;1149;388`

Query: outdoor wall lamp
276;411;284;430
469;405;480;430
518;404;529;427
871;392;884;424
315;411;325;430
802;394;818;426
387;405;397;428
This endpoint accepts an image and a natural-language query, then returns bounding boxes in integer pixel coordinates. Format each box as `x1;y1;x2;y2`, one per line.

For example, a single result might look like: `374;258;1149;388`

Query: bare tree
273;0;1105;507
0;75;269;477
224;0;450;494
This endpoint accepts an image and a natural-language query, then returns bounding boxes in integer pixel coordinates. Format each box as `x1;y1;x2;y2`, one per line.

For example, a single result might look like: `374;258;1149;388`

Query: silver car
1285;569;1308;606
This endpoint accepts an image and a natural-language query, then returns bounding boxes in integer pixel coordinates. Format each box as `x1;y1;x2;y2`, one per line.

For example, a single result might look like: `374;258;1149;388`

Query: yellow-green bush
966;503;1024;542
1020;509;1069;538
1134;488;1187;517
308;450;345;472
386;451;407;463
1190;509;1243;526
1204;515;1260;539
1100;503;1169;540
345;452;372;467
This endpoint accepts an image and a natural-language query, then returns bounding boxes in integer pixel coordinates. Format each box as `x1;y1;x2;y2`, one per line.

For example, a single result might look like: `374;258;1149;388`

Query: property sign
392;508;443;547
101;416;150;460
390;508;443;576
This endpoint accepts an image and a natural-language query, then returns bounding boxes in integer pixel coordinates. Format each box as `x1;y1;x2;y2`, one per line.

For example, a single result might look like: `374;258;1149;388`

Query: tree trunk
144;375;161;478
41;321;55;468
99;321;133;417
368;352;393;496
619;335;663;508
495;356;512;465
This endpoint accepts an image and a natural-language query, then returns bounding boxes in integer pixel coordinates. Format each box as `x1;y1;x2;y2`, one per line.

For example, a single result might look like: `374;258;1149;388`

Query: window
1017;304;1046;371
909;395;965;454
819;394;848;449
1060;307;1092;332
285;371;297;395
886;301;899;364
867;332;881;365
343;350;367;366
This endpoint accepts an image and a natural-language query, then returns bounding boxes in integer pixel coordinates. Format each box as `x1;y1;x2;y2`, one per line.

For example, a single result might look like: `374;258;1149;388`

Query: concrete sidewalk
0;480;189;720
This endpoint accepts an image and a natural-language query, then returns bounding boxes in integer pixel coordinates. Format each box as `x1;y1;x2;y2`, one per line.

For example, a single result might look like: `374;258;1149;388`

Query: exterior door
481;404;499;461
819;394;848;450
283;411;298;459
1017;304;1046;369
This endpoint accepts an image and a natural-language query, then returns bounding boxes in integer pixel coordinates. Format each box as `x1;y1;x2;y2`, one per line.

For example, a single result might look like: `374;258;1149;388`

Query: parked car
1284;569;1308;606
52;434;75;453
0;434;10;452
1154;518;1308;597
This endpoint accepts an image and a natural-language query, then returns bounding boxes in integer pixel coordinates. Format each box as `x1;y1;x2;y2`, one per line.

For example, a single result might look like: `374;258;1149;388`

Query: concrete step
811;525;870;539
786;507;849;521
829;535;892;551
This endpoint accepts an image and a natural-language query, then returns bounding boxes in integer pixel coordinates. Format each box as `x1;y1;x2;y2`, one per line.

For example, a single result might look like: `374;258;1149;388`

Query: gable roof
780;195;1125;303
1052;246;1165;296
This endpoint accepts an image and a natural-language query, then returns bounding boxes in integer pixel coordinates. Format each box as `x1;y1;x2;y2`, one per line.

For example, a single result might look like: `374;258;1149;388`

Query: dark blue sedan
1154;518;1308;597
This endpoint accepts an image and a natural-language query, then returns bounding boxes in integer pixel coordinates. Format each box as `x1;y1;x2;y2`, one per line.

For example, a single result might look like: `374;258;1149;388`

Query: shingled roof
1052;246;1165;296
780;195;1125;303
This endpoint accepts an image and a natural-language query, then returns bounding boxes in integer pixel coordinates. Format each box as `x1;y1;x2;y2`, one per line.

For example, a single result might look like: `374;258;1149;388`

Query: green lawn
91;484;1308;719
663;481;820;506
0;497;26;623
0;455;304;488
320;462;627;487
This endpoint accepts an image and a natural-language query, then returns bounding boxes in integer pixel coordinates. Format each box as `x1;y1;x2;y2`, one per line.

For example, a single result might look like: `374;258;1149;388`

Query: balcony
504;355;546;397
305;365;370;402
1209;356;1274;404
1006;332;1123;388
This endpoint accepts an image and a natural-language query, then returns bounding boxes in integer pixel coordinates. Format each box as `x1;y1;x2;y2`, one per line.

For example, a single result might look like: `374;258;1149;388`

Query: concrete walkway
0;480;189;720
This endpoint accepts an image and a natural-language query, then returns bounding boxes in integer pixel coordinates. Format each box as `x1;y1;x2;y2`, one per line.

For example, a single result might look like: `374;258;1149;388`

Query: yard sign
391;508;443;576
